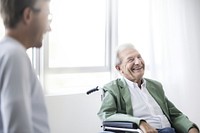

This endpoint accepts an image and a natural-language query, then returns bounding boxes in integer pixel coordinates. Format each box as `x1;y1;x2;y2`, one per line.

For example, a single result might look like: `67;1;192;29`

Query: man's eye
128;59;134;62
138;55;142;59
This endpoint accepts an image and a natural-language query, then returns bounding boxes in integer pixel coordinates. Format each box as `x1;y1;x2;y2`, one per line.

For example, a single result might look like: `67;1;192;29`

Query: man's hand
139;120;158;133
188;127;199;133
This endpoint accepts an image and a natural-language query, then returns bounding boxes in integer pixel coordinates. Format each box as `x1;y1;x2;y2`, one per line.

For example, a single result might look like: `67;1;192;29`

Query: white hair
115;43;136;66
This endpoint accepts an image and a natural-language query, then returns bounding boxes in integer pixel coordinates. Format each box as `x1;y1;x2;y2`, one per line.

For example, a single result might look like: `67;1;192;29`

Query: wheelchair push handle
86;86;99;95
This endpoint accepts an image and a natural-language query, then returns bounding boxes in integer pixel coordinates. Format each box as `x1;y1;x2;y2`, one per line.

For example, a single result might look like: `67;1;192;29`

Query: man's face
30;0;51;48
117;48;145;83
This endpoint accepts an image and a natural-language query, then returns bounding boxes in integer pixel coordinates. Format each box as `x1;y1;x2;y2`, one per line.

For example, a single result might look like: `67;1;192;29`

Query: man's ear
22;7;32;25
115;65;120;71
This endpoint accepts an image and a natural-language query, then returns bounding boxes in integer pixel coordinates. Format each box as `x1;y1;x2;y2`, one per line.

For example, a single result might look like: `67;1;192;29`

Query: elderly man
98;43;199;133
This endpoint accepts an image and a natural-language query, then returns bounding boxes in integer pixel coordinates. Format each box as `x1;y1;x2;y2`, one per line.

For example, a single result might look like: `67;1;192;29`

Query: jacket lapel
118;78;170;121
146;80;170;120
118;78;133;115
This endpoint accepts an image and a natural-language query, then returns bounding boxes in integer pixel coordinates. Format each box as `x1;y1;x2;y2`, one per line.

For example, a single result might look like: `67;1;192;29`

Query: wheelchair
86;86;143;133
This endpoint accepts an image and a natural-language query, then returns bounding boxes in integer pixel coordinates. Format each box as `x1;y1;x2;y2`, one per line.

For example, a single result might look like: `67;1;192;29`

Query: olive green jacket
98;78;199;133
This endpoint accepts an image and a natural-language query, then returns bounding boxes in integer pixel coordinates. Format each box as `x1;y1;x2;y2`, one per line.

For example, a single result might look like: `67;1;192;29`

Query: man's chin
35;42;43;48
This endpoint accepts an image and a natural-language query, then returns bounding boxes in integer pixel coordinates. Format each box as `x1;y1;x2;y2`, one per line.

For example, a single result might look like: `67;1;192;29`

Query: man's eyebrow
126;57;134;60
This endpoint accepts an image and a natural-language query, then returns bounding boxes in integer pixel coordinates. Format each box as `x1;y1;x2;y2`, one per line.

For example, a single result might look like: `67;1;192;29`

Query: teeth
133;68;141;70
132;67;142;71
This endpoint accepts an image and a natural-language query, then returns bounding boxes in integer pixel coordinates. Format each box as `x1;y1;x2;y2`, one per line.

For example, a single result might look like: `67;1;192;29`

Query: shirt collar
123;77;146;89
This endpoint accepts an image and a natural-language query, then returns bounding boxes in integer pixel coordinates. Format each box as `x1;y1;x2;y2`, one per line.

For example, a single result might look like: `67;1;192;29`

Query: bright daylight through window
42;0;110;95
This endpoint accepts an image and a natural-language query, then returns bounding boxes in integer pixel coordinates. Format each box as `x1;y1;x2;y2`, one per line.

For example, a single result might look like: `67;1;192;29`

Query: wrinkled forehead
120;48;140;57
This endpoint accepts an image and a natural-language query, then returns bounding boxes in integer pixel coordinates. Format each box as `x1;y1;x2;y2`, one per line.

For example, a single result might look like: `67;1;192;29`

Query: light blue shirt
0;36;50;133
124;78;171;129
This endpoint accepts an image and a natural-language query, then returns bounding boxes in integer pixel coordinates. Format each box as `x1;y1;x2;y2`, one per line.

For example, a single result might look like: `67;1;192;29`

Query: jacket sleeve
165;97;199;133
97;89;142;125
144;78;199;132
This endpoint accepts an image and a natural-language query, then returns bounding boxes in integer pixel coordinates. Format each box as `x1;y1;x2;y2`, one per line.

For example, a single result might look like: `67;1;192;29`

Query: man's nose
47;13;52;32
134;58;140;64
46;24;51;32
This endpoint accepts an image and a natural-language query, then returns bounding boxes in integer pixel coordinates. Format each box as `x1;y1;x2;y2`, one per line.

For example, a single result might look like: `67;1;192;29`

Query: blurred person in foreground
0;0;51;132
98;43;199;133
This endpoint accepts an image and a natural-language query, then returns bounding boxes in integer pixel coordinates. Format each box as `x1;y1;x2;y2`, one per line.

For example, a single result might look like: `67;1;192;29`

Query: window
118;0;153;78
42;0;111;95
0;0;117;95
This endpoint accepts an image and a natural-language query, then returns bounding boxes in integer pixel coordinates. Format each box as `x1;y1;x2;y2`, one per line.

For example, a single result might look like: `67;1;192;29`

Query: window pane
43;0;109;94
48;0;106;68
45;72;110;95
118;0;152;77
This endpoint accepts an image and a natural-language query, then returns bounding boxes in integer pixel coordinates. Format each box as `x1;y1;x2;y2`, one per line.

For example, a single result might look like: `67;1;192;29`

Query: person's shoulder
102;78;124;97
103;78;124;91
0;39;28;70
0;37;26;59
145;78;161;83
104;78;123;86
144;78;162;86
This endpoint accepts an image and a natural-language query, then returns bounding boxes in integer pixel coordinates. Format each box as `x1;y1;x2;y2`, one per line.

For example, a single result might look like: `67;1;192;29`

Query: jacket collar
117;77;169;118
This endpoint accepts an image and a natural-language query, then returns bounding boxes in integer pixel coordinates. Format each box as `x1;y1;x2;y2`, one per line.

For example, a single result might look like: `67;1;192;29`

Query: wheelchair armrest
102;121;142;133
103;121;139;129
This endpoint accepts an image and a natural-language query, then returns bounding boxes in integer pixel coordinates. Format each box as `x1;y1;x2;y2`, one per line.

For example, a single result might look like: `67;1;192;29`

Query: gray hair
0;0;50;28
115;43;136;66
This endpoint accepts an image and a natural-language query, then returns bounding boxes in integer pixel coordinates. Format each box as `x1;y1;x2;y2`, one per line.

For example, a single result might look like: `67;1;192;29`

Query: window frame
35;0;119;95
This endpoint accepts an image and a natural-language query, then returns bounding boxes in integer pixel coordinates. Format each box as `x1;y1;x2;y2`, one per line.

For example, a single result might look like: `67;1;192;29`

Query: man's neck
6;29;31;49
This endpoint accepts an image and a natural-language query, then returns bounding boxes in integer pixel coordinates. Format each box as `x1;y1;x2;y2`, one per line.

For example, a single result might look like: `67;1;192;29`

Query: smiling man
98;43;199;133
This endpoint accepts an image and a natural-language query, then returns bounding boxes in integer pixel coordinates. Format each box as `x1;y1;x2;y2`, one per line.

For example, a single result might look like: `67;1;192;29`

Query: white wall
45;1;200;132
45;88;200;133
45;91;102;133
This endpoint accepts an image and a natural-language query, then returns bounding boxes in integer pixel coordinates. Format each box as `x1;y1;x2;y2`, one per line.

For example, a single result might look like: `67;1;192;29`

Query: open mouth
132;66;143;71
